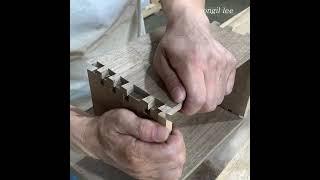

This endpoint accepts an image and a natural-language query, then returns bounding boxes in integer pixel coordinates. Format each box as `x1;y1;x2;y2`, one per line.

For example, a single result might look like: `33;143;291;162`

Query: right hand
84;108;186;180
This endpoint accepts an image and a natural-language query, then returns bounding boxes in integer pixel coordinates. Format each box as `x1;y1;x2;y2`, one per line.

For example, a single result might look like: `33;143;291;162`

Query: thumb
119;111;171;143
135;118;171;143
153;46;186;103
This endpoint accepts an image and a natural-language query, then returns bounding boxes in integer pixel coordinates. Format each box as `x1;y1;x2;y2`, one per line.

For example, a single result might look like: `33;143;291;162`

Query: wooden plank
87;22;250;130
219;7;250;118
71;7;251;180
184;7;251;179
186;114;250;179
215;139;250;180
151;0;160;4
220;7;250;35
71;107;243;180
220;60;250;117
142;1;162;18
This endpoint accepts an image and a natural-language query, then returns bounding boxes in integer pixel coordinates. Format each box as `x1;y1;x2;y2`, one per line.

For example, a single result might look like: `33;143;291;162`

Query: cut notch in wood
87;65;174;131
87;21;250;131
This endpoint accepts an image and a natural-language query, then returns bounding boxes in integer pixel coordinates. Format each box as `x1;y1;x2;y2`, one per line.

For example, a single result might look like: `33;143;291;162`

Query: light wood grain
219;7;250;118
87;22;250;130
143;3;162;18
220;61;250;117
220;7;250;35
72;107;243;180
72;7;251;180
186;114;250;180
216;140;250;180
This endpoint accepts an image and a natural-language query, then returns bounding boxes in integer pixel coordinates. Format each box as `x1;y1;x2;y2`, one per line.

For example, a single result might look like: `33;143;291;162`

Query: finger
126;116;171;143
166;129;185;147
215;51;234;105
199;69;218;112
217;69;229;105
109;109;171;143
133;129;185;162
174;62;206;115
165;129;186;167
226;69;236;95
153;47;186;103
158;167;183;180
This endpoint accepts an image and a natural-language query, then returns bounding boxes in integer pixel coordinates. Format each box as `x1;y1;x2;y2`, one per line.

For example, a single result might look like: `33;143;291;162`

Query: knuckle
188;51;203;68
228;55;237;67
189;48;200;59
97;117;114;138
167;138;186;166
203;102;217;112
214;55;227;70
177;167;183;176
164;74;179;90
218;96;224;105
137;120;152;139
230;77;236;86
109;109;135;123
207;55;218;68
177;133;186;147
226;89;232;95
193;94;206;107
166;146;178;162
105;109;121;119
137;120;145;138
186;85;205;108
172;168;183;180
227;82;235;95
178;153;186;166
220;58;228;69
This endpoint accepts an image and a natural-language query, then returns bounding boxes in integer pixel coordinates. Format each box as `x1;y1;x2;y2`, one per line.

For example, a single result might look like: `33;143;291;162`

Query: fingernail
172;86;185;103
153;127;170;142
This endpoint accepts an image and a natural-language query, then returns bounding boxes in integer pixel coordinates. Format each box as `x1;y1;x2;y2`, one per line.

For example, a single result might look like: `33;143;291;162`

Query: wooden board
87;22;250;130
185;114;250;180
216;139;250;180
71;7;250;180
220;7;250;35
71;107;243;180
185;7;250;179
220;6;250;118
220;60;250;117
142;2;162;18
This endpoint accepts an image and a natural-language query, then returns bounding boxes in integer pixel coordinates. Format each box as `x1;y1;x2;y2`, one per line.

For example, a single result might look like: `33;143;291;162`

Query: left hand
153;9;237;115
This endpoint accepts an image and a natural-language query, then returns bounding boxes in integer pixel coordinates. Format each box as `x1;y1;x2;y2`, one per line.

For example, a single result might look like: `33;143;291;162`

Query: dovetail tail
118;77;129;87
227;108;233;113
92;69;100;75
129;86;149;100
108;69;116;76
93;61;104;68
144;109;150;114
154;98;165;109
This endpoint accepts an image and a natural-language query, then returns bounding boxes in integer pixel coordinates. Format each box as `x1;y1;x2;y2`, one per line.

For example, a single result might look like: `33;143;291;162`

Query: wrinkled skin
71;1;237;180
153;9;237;115
78;108;186;180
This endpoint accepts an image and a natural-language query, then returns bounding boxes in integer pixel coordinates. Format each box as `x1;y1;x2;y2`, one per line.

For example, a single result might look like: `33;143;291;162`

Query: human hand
153;6;237;115
72;108;186;180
